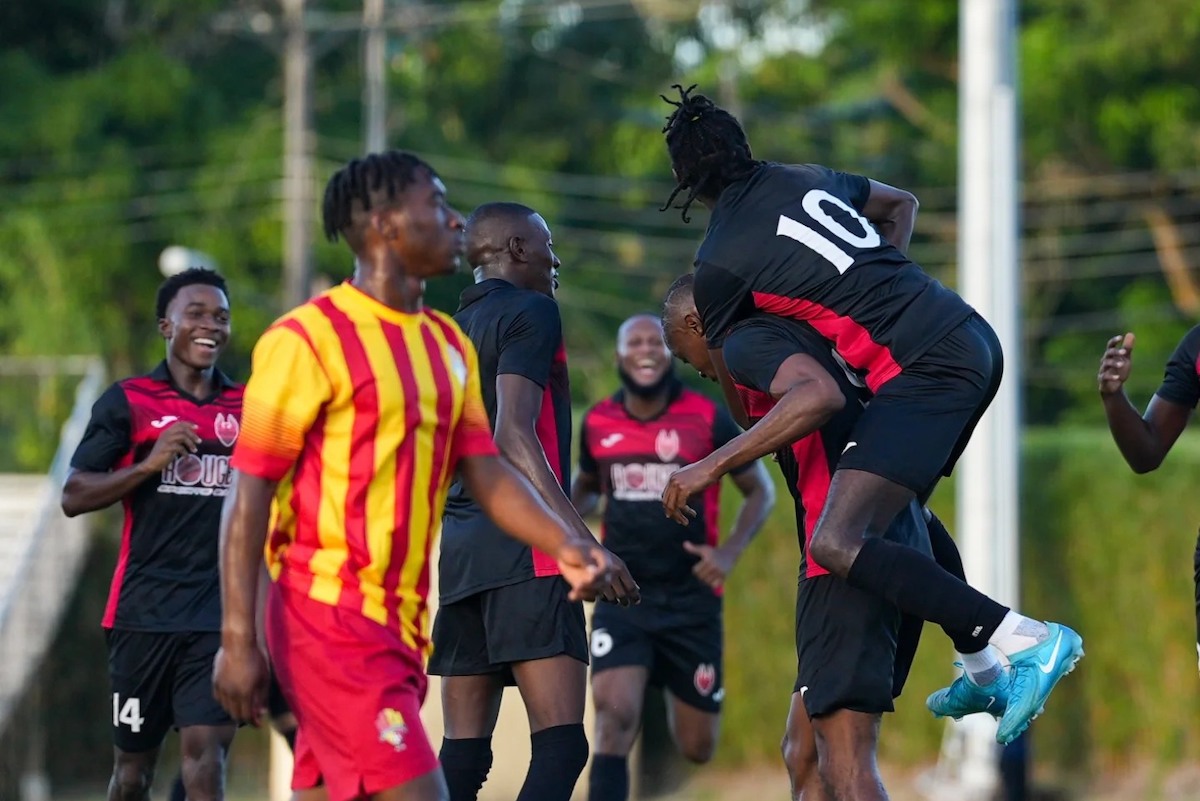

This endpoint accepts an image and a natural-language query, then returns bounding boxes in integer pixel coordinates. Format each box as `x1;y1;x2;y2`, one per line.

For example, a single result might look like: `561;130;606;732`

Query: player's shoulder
423;307;477;356
1177;323;1200;352
583;394;623;423
509;288;561;322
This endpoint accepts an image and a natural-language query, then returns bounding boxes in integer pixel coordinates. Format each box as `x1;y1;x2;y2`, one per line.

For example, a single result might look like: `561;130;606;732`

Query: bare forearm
875;207;916;253
1102;392;1164;473
464;456;572;555
61;464;153;517
220;472;275;647
722;482;773;560
710;387;835;476
496;427;593;540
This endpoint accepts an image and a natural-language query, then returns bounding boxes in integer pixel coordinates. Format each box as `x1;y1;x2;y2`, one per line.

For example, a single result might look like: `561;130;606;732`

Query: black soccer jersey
69;362;243;631
694;162;974;393
1156;325;1200;408
440;279;572;603
578;384;747;600
723;314;926;579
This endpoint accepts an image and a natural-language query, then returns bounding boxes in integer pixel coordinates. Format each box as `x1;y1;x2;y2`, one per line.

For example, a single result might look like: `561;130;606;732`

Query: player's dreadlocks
660;84;761;223
156;268;228;320
321;150;437;243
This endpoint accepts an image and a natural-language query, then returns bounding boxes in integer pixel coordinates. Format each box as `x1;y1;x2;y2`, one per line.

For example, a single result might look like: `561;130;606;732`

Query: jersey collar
612;377;684;423
149;360;236;403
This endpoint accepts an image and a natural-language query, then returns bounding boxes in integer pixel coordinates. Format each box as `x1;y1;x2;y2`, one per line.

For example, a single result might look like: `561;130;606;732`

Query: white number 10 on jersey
776;189;881;274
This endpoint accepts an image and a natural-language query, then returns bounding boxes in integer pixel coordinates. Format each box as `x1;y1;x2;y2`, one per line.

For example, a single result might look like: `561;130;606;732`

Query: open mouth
551;270;560;290
193;337;219;353
634;359;661;381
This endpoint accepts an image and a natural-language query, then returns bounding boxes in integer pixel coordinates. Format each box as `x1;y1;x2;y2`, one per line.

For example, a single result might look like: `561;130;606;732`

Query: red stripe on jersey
531;379;562;577
792;432;834;579
380;320;420;631
279;407;324;599
314;297;378;599
751;291;901;392
102;495;135;628
415;322;455;648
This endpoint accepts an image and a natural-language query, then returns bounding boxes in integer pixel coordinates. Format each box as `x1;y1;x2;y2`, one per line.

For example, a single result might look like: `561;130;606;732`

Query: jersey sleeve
694;262;754;349
232;322;333;481
496;295;562;387
829;168;871;211
450;335;501;465
577;410;598;475
1155;325;1200;409
723;318;804;396
69;383;132;472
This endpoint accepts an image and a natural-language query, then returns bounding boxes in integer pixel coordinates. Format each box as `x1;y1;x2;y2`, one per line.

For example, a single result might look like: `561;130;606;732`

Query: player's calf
811;710;887;801
108;750;156;801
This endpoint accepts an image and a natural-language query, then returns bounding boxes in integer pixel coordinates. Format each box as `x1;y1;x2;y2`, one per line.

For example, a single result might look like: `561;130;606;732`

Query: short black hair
156;268;228;320
321;150;437;243
660;272;695;328
660;84;761;223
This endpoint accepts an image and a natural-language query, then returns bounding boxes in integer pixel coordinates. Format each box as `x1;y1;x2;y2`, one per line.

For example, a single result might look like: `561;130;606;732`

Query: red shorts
266;586;438;801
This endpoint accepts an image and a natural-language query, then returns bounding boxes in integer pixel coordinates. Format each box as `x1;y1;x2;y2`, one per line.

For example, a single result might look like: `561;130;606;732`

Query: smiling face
159;283;230;370
617;315;673;392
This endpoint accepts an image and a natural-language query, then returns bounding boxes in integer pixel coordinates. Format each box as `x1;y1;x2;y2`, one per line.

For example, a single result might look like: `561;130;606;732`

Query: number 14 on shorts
113;693;146;733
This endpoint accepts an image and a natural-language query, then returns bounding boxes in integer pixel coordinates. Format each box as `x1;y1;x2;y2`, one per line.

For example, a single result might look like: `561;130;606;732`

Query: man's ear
684;309;705;337
372;208;400;242
508;235;527;262
158;316;172;341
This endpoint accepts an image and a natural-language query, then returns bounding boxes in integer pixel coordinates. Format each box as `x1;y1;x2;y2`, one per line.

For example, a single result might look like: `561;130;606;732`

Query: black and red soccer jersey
440;279;572;603
722;315;866;579
1156;325;1200;408
578;384;747;598
69;362;243;631
694;162;974;393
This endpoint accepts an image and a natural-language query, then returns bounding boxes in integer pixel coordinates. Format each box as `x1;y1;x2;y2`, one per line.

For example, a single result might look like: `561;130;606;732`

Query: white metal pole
942;0;1020;797
363;0;388;153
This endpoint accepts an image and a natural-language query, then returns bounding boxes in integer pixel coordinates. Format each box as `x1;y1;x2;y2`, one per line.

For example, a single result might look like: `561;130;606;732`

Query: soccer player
1097;329;1200;666
213;153;613;801
60;268;240;801
429;202;637;801
656;84;1082;744
661;274;1001;800
573;314;774;801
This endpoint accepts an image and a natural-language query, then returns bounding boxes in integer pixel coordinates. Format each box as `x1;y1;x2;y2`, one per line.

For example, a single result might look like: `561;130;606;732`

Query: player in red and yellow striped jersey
213;151;614;801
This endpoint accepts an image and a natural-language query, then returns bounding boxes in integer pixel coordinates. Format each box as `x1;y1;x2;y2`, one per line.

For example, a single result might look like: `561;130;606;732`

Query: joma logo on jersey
160;454;231;496
610;462;679;501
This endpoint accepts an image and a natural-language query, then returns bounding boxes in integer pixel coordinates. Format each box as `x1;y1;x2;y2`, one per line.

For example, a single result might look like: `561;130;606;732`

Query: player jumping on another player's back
656;84;1082;745
574;313;774;801
214;154;613;801
663;275;1002;800
63;268;241;801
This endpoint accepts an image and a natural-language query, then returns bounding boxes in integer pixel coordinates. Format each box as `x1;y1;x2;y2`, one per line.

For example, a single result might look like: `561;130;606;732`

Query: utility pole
282;0;313;311
929;1;1021;798
363;0;388;153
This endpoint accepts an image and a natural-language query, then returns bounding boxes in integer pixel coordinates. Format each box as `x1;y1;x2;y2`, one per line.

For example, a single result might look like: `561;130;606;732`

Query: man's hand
683;541;736;590
597;550;641;607
1099;333;1136;396
555;538;614;602
141;422;202;473
661;459;719;525
212;641;269;726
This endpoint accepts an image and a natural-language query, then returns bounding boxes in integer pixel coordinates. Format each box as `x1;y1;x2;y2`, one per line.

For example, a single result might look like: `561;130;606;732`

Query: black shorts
793;577;924;718
839;314;1004;497
106;629;234;753
267;671;291;720
590;595;723;714
428;576;588;683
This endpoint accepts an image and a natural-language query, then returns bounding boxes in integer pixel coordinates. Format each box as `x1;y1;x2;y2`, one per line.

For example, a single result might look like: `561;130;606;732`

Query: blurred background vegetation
5;0;1200;795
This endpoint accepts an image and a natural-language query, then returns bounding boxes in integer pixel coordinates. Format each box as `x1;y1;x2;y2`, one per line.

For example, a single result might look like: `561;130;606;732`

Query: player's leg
106;630;176;801
780;691;823;801
175;632;237;801
268;671;299;751
810;711;888;801
654;604;723;765
488;578;591;801
587;603;654;801
428;594;505;801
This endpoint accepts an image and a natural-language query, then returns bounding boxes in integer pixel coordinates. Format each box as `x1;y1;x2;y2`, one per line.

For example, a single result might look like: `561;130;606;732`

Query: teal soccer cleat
926;667;1011;721
995;622;1084;745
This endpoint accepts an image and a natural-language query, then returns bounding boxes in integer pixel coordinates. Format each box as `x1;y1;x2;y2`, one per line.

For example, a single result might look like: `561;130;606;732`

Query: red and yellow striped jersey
231;281;498;655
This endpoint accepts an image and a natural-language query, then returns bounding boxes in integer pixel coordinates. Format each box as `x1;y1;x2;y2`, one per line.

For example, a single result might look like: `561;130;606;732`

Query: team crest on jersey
214;412;240;447
376;708;408;752
694;663;718;697
654;428;680;462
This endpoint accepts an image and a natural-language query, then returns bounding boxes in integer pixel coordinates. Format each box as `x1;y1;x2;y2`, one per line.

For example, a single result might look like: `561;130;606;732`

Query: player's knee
111;759;154;801
593;698;640;752
780;731;817;793
181;751;224;801
677;728;716;765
